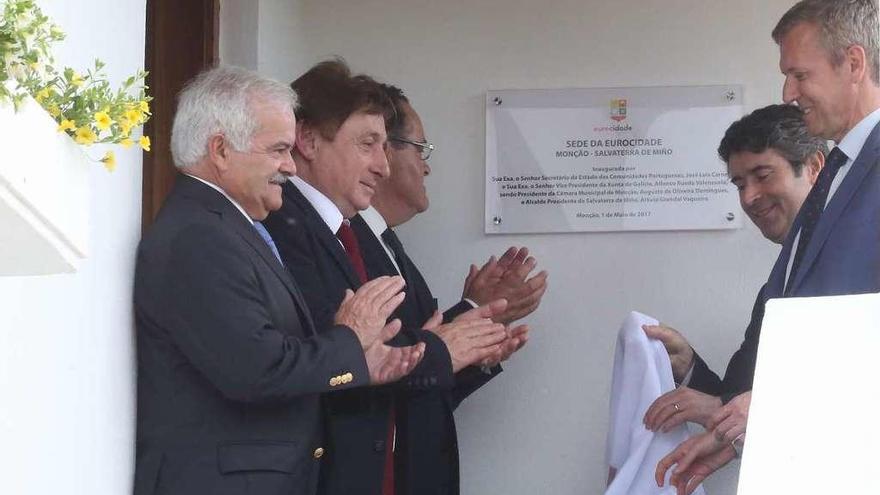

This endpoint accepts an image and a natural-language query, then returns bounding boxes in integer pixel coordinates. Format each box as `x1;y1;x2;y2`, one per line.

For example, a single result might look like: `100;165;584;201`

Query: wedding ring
673;403;681;412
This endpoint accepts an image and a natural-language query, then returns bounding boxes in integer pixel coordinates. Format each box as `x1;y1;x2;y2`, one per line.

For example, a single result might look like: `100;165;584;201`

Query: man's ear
207;134;231;173
804;149;825;185
846;43;868;84
295;122;319;161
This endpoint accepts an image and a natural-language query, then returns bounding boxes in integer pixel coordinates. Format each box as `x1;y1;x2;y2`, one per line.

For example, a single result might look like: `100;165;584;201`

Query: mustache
269;173;290;185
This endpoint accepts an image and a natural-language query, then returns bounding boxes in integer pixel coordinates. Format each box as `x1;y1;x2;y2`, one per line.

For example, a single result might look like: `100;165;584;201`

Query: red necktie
336;219;395;495
336;220;368;283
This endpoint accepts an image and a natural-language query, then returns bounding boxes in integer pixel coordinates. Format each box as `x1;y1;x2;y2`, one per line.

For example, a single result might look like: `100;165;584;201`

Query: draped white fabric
605;311;706;495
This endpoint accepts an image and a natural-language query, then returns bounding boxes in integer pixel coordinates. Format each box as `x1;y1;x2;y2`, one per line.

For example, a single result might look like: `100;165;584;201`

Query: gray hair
772;0;880;85
170;66;296;169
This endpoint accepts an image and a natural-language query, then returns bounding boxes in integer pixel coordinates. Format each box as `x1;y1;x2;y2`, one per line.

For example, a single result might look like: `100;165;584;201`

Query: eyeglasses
389;136;435;161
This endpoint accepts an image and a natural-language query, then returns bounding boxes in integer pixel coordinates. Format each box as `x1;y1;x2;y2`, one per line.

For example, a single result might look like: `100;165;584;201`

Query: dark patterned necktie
381;228;410;277
786;147;848;293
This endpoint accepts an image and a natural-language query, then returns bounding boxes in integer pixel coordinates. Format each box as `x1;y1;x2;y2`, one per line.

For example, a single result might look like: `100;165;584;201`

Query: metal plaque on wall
485;85;744;234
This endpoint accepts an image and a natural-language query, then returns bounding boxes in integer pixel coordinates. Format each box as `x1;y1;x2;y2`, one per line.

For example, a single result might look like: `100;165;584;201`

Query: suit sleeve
449;365;501;409
442;299;475;323
272;218;457;392
143;224;369;403
688;353;722;395
690;284;766;403
717;287;766;403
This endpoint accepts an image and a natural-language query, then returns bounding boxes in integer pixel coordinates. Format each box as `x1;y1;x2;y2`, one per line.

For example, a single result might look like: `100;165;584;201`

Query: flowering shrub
0;0;152;171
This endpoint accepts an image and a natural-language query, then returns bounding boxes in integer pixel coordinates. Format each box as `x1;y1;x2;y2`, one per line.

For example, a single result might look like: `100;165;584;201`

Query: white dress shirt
290;176;343;232
359;206;402;275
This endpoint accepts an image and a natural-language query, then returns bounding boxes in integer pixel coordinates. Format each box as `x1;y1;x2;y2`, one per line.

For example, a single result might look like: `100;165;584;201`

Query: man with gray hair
133;65;424;495
658;1;880;492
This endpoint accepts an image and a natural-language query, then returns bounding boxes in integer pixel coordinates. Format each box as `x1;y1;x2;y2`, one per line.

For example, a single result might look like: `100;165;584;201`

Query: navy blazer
133;176;368;495
264;182;459;495
691;120;880;401
767;122;880;299
350;213;502;495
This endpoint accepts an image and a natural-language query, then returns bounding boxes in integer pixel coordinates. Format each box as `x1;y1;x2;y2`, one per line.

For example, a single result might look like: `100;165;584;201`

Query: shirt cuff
678;360;695;387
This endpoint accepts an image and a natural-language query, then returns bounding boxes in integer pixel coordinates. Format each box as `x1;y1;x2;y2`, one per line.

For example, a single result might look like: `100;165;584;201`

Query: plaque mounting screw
492;216;503;225
726;212;735;221
725;91;736;102
493;97;503;106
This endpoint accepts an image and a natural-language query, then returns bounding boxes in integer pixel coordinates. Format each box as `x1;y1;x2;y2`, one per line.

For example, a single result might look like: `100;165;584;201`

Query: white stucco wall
220;0;311;84
0;1;145;494
220;1;798;493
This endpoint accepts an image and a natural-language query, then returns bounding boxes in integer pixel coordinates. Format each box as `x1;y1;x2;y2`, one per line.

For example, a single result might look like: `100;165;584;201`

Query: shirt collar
290;176;344;233
184;173;253;225
358;206;390;238
837;107;880;160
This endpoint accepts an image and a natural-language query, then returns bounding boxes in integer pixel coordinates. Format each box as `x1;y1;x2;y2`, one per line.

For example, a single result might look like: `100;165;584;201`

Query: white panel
738;293;880;495
0;1;145;495
0;94;90;275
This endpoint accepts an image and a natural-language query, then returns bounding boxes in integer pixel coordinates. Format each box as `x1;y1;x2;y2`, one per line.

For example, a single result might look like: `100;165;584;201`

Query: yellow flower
120;137;134;149
70;72;84;87
35;88;51;103
139;135;151;152
47;105;61;117
100;151;116;172
57;119;76;133
139;100;150;115
119;118;133;137
94;111;113;131
74;126;97;145
124;108;142;125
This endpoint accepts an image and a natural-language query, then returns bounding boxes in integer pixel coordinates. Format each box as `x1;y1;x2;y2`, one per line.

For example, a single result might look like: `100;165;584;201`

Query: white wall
220;0;260;70
0;1;145;494
220;0;311;84
223;1;796;493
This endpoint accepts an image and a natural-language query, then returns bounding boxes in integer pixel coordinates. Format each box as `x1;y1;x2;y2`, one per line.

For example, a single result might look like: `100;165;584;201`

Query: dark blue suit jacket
350;213;501;495
134;176;368;495
264;182;464;495
691;120;880;401
767;122;880;299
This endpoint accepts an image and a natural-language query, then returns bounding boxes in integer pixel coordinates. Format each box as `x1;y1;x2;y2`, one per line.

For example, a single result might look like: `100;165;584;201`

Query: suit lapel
350;214;399;278
227;214;315;330
284;182;363;289
350;216;436;325
789;124;880;293
385;228;438;320
765;207;804;298
179;176;316;334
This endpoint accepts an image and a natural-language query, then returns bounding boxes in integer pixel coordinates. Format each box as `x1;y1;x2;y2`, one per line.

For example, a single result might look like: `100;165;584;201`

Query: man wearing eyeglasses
360;83;548;331
349;83;548;494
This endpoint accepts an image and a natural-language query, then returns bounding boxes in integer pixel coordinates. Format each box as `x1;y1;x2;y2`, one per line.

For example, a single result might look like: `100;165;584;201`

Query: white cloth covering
604;311;706;495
